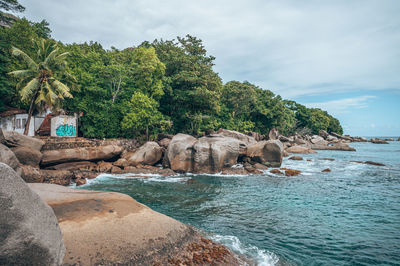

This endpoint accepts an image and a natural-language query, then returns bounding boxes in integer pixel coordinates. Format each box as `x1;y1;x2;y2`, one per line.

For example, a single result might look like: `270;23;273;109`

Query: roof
0;107;27;117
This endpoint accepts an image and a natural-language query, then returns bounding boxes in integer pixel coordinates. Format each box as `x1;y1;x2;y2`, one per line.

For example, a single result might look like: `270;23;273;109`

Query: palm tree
8;38;74;135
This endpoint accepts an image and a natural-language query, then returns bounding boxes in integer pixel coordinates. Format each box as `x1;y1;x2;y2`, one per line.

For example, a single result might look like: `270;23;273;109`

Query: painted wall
0;114;35;136
51;115;77;137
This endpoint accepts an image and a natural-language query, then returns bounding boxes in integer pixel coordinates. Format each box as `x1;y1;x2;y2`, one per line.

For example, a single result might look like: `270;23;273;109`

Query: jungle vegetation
0;15;343;139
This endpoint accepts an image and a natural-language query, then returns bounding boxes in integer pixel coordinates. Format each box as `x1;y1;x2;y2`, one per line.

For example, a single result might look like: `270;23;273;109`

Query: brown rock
113;158;129;168
284;169;301;176
312;143;356;151
158;138;171;148
221;167;249;175
97;161;113;173
125;142;163;166
41;145;123;165
243;163;263;174
216;128;256;144
322;168;331;172
11;146;42;167
364;161;385;166
246;140;283;167
40;170;74;186
286;146;316;154
254;163;269;170
289;156;303;160
20;165;43;183
283;150;289;157
45;161;97;171
75;178;87;186
318;158;335;161
268;128;279;140
269;169;283;175
28;183;240;265
370;138;389;144
111;165;123;174
0;143;20;171
2;130;45;151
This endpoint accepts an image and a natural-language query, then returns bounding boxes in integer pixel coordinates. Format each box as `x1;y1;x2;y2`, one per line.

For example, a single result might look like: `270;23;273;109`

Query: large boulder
319;130;329;139
246;140;283;167
286;145;316;154
268;128;279;140
29;183;239;265
125;142;163;166
41;145;123;165
311;143;356;151
40;170;74;186
11;146;43;167
45;161;97;171
165;134;197;172
192;135;246;173
2;130;44;151
20;165;43;183
0;143;20;171
0;163;65;265
216;128;256;144
310;135;328;146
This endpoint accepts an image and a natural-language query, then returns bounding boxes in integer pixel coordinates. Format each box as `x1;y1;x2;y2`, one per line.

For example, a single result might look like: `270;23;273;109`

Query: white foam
210;234;279;266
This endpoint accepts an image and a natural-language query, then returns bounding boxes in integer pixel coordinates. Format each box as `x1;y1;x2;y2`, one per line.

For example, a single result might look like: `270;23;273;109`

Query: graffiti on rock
56;124;76;137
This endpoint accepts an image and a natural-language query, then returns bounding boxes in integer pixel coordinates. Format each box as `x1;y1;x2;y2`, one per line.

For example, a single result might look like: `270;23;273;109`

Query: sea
74;140;400;265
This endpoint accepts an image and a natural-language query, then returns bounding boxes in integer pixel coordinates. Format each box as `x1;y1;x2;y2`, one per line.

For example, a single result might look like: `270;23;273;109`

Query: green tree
8;38;73;135
0;0;24;24
121;91;167;140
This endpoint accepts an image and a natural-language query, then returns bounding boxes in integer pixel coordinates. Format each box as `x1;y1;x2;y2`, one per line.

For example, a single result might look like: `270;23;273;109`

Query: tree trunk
146;126;149;141
24;90;39;135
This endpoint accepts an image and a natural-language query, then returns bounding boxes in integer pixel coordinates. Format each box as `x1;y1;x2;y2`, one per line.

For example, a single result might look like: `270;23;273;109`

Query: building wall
0;114;35;136
51;115;77;137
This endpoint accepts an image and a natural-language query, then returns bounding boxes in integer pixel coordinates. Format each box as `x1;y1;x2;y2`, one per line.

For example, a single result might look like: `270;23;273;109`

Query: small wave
210;234;279;266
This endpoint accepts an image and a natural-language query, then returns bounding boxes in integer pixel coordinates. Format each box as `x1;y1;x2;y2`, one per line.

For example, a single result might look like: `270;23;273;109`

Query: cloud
304;95;376;115
17;0;400;98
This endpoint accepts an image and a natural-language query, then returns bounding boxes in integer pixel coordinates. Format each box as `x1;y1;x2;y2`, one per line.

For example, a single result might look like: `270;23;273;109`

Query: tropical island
1;1;399;265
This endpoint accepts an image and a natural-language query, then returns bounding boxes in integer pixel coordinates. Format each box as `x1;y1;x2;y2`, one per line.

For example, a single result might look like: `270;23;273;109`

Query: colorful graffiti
56;124;76;137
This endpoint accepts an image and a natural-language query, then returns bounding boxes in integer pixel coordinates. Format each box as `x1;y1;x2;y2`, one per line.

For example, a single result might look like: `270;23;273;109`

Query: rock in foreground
29;183;241;265
0;163;65;265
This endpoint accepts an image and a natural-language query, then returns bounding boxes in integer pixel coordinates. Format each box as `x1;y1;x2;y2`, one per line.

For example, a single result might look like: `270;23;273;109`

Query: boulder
0;163;65;265
318;158;335;161
311;143;356;151
45;161;97;171
286;146;316;154
113;158;129;168
289;156;303;160
111;165;123;174
246;140;283;167
192;135;246;173
283;168;301;176
253;163;269;170
282;150;289;157
40;170;74;186
331;132;352;141
322;168;331;172
216;128;256;144
158;138;171;148
270;169;283;175
370;138;389;144
165;134;197;172
326;135;339;142
20;165;43;183
11;146;42;167
221;167;249;175
125;142;163;166
279;135;290;142
268;128;279;140
319;130;329;139
41;145;123;165
156;133;174;141
0;143;20;171
29;183;239;265
97;161;113;172
364;161;385;166
294;137;307;145
310;135;328;146
2;130;44;151
247;131;263;141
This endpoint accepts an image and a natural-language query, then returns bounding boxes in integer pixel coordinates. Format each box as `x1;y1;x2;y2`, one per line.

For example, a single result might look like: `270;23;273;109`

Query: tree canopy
1;16;343;138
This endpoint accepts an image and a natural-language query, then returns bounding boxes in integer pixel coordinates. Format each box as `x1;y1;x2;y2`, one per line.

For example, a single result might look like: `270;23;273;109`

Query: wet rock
318;158;335;161
370;138;389;144
269;169;283;175
364;161;385;166
113;158;129;168
246;140;283;167
40;170;74;186
311;143;356;151
284;169;301;176
289;156;303;160
221;167;249;175
75;178;87;186
0;163;65;265
97;161;113;173
11;146;42;167
322;168;331;172
253;163;269;170
286;146;316;154
41;145;123;165
111;165;123;174
125;142;163;166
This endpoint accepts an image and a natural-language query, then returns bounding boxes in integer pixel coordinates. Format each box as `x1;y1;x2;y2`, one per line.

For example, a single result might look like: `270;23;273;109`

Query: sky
15;0;400;136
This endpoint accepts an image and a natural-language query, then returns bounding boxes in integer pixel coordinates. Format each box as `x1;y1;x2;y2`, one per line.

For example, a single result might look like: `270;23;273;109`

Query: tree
121;91;167;140
0;0;24;25
8;38;73;135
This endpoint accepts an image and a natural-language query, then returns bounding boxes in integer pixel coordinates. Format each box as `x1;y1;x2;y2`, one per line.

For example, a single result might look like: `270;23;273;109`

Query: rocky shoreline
1;128;395;264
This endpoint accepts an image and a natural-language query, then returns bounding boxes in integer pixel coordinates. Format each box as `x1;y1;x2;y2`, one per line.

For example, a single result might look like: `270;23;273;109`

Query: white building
0;108;36;136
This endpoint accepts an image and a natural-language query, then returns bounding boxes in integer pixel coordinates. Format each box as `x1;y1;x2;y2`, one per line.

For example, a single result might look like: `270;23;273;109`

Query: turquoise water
76;141;400;265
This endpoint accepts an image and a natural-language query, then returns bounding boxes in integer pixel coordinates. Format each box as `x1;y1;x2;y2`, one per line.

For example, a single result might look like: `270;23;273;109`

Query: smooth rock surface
246;140;283;167
3;130;45;151
41;145;123;165
165;134;197;172
125;142;163;166
0;163;65;265
0;143;20;171
29;183;239;265
286;146;316;154
216;128;256;144
11;146;43;167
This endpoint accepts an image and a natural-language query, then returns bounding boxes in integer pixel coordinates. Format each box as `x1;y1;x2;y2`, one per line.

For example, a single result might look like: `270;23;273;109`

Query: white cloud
304;95;376;115
17;0;400;98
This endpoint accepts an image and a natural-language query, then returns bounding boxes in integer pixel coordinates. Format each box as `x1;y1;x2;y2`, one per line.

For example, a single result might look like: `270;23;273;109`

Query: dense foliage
0;16;343;138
